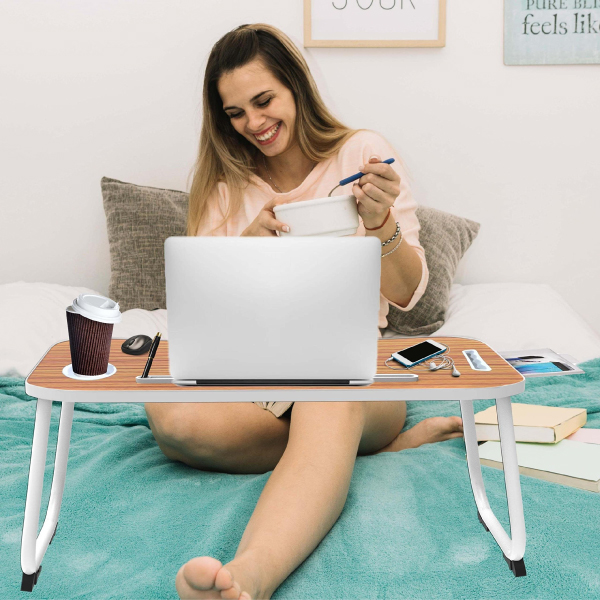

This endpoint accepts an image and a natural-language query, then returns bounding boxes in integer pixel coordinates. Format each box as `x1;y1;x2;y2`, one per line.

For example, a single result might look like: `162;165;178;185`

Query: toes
183;556;223;591
215;567;235;591
220;582;241;599
176;565;194;599
445;416;463;433
176;557;248;600
445;417;464;438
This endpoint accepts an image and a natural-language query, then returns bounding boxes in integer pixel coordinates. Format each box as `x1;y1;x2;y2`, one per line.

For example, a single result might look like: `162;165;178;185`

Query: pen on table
141;332;161;378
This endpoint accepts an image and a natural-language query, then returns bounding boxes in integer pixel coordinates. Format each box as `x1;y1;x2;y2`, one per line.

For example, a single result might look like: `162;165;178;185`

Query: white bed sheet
1;281;599;379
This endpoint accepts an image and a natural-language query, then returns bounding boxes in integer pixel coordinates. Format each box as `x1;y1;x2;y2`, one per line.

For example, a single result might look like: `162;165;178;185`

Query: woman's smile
252;121;282;145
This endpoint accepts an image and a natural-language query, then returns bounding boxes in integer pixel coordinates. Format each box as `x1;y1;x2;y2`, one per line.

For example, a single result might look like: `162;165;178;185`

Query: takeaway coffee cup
273;195;359;237
66;294;122;376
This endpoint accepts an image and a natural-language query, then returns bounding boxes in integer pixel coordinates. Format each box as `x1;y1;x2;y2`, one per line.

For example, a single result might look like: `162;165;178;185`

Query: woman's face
218;58;297;157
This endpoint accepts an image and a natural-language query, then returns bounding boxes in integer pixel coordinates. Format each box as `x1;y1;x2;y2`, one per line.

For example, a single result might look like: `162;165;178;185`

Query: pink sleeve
195;182;229;237
356;132;429;313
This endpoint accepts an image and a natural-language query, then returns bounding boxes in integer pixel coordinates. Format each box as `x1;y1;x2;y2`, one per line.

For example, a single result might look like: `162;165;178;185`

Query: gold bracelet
381;233;403;258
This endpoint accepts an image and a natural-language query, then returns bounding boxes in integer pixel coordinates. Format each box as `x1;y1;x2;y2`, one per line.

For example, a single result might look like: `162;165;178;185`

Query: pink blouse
196;129;429;335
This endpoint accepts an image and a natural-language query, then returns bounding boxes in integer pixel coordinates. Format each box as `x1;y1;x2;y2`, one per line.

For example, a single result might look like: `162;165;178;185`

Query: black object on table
121;335;153;356
141;333;161;378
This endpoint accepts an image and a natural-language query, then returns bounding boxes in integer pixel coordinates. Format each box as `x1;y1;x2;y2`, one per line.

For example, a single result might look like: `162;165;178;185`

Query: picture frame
304;0;446;48
504;0;600;66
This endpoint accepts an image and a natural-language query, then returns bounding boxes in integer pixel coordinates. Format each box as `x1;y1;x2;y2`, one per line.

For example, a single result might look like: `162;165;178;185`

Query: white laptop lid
164;237;381;381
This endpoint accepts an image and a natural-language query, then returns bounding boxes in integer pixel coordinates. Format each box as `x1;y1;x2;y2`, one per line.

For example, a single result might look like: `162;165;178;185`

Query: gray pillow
385;206;480;336
101;177;188;312
101;178;480;329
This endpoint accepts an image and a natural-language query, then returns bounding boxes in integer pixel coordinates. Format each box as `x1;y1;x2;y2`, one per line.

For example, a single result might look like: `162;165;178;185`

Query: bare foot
375;416;464;454
176;556;256;600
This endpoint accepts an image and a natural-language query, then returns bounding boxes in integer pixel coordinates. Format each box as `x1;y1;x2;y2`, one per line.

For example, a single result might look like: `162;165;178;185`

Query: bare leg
171;401;463;599
175;401;367;600
374;415;464;454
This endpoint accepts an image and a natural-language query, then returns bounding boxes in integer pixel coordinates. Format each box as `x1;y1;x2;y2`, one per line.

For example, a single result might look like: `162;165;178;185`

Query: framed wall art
505;0;600;65
304;0;446;47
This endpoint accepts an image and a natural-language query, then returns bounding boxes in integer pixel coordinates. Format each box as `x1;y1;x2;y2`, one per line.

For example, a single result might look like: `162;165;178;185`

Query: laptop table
20;336;527;591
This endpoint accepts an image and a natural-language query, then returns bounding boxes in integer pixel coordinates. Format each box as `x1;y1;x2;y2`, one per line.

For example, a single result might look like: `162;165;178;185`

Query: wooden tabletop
25;337;525;403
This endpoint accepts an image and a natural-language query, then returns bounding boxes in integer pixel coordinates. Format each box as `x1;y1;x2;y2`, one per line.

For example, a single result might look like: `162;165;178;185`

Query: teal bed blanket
1;360;600;599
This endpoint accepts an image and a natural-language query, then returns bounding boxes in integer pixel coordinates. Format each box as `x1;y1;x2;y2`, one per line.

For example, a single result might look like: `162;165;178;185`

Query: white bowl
273;195;359;237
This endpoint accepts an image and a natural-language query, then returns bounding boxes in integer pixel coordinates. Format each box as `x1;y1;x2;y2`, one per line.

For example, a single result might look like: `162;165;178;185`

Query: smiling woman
217;60;313;192
186;23;360;237
186;24;428;319
149;22;454;600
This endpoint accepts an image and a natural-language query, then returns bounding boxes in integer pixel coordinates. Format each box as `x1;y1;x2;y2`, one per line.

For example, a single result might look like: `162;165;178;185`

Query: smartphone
391;339;447;368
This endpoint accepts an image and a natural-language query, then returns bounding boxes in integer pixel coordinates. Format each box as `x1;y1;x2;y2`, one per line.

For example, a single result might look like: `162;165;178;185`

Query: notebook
164;236;382;386
477;439;600;493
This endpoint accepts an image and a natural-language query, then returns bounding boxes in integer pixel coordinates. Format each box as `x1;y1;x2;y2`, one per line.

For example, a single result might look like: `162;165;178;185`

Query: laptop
164;236;381;386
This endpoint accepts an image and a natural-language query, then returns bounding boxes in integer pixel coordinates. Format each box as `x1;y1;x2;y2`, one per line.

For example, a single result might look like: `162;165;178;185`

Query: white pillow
383;282;600;364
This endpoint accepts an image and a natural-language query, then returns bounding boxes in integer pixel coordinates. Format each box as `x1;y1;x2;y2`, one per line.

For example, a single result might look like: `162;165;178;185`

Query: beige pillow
385;206;480;336
101;178;480;332
101;177;188;312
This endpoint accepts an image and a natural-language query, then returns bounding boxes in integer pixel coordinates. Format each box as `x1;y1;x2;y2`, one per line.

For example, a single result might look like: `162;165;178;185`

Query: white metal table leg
21;400;74;590
460;396;526;571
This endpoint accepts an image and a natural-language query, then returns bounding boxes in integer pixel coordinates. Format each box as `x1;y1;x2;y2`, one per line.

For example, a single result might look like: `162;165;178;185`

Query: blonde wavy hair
187;23;362;236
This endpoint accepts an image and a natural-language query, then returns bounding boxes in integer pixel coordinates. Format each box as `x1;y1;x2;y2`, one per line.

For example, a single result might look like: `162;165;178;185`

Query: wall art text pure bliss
505;0;600;64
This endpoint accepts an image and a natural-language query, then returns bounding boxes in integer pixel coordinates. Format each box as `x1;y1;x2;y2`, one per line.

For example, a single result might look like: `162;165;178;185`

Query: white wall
1;0;599;334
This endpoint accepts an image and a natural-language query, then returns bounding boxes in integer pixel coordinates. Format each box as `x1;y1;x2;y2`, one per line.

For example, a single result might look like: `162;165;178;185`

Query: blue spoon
328;157;395;197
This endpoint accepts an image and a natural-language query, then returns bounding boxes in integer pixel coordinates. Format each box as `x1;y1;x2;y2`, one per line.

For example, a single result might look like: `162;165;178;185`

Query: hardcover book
474;403;586;443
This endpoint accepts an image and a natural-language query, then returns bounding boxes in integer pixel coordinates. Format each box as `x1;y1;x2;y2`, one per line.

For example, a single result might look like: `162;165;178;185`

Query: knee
358;400;406;456
144;403;213;464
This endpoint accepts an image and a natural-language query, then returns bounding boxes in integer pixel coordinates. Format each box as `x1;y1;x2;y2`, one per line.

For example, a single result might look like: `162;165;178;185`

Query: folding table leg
21;400;74;591
460;397;527;577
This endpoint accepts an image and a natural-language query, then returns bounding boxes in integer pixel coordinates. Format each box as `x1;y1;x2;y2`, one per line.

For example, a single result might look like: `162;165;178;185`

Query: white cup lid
70;294;122;324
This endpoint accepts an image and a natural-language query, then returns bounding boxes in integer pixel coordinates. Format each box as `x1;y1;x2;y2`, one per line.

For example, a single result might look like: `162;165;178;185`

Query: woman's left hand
353;154;400;229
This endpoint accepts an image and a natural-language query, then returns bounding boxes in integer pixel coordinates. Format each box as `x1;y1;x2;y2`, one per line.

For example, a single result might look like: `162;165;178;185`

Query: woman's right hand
240;197;290;237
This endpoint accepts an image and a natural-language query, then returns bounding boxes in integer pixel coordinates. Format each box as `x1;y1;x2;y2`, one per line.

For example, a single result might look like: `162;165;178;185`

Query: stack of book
474;403;600;493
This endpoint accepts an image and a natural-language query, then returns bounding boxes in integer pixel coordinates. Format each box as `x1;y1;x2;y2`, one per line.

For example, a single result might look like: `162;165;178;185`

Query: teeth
255;122;280;141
